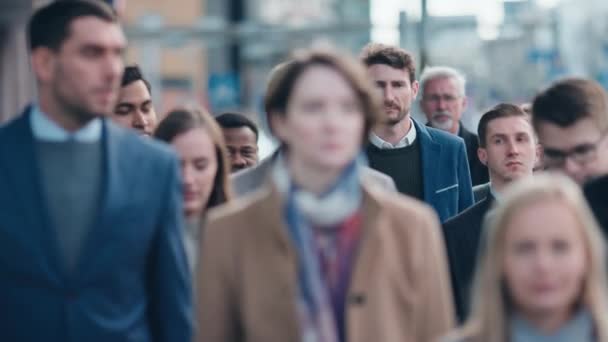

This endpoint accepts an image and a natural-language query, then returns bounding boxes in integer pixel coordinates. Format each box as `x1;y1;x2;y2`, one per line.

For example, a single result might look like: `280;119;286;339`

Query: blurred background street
2;0;608;157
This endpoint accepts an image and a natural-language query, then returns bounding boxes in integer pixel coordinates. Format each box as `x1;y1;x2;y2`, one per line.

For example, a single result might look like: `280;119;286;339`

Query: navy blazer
0;108;192;341
584;175;608;234
458;125;489;186
414;120;474;222
442;195;494;322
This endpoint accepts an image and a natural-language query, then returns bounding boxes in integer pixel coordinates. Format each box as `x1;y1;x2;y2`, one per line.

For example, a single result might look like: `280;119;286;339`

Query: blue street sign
208;73;240;112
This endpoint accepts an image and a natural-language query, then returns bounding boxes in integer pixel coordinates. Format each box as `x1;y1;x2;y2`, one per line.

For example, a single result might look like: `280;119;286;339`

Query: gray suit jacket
231;151;396;197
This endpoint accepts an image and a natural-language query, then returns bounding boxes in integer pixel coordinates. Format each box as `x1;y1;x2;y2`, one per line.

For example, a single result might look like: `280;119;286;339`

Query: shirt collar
489;183;501;202
370;118;417;149
30;104;102;143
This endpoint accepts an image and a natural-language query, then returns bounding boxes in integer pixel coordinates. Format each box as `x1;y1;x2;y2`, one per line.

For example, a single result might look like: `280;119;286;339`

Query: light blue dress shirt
30;104;102;142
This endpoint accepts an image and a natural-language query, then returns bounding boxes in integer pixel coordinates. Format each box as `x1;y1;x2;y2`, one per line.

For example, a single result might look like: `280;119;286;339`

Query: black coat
584;175;608;234
442;195;494;322
473;182;491;203
458;125;489;187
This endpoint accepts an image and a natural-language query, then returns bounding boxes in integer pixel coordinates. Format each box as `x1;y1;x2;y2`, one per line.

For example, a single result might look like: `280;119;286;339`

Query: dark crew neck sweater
365;139;424;200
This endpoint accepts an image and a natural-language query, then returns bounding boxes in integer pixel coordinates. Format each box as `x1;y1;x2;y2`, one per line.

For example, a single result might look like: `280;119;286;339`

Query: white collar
369;118;417;149
30;104;102;142
489;183;505;202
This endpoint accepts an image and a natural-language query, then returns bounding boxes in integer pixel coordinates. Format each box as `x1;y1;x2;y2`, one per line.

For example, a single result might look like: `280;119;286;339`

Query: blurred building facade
3;0;608;130
0;0;49;122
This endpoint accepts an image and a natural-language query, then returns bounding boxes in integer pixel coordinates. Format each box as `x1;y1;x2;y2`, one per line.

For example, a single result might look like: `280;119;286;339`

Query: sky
370;0;562;43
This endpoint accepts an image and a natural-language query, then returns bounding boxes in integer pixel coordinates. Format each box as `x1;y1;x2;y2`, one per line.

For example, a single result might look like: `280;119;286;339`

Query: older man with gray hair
419;66;488;186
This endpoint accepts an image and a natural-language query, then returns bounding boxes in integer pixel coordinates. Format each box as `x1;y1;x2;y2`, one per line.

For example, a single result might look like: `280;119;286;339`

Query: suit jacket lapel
415;121;441;204
1;108;66;284
74;121;126;278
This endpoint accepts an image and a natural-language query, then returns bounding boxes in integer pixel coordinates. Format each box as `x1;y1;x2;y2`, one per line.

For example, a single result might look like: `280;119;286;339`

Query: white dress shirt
369;118;417;149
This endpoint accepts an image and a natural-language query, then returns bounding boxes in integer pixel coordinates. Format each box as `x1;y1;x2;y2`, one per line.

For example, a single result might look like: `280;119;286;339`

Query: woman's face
171;127;218;219
502;199;587;319
272;65;365;172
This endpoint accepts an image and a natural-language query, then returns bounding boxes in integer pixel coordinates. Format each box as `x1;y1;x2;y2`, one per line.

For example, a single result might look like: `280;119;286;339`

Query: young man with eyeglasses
532;77;608;231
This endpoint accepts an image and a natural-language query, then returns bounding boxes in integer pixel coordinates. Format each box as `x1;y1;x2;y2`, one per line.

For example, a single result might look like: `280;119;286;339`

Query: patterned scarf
272;154;365;342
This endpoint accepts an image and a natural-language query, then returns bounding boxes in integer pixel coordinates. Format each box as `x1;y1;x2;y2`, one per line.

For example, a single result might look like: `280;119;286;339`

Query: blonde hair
447;173;608;342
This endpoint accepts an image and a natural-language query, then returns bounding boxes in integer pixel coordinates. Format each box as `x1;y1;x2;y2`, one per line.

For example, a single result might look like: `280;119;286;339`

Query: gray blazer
231;151;397;197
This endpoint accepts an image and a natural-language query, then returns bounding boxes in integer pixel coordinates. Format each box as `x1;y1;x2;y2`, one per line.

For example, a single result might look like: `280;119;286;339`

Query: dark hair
28;0;118;51
478;103;529;147
264;49;380;146
121;65;151;93
215;112;259;141
360;43;417;83
154;107;232;211
532;78;608;132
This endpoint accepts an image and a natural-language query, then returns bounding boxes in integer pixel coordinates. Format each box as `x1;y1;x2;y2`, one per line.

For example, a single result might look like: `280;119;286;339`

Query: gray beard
430;112;454;132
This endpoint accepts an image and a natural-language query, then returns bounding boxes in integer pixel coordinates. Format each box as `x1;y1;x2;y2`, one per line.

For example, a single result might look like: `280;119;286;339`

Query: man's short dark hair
28;0;117;51
215;113;259;141
360;43;417;83
532;78;608;133
121;65;151;93
478;103;529;148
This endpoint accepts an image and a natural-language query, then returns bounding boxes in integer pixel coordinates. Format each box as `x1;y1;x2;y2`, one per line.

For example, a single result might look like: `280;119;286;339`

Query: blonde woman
446;173;608;342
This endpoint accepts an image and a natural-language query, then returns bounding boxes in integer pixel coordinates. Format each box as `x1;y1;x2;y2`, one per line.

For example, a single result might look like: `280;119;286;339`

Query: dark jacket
0;107;193;341
458;125;489;187
442;195;495;322
473;182;491;203
584;175;608;234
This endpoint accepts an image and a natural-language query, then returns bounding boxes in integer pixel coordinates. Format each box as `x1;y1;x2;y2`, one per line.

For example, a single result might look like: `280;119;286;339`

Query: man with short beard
419;66;488;186
0;1;192;340
361;43;474;222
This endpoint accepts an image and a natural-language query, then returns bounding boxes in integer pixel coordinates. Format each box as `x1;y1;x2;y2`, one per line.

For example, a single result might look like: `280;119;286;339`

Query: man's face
420;77;467;133
112;80;158;136
478;116;539;187
222;126;259;172
536;117;608;185
38;17;126;124
367;64;418;126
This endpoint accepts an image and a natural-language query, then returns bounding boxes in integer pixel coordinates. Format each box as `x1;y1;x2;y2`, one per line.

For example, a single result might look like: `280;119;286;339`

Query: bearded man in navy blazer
0;1;192;341
361;43;474;222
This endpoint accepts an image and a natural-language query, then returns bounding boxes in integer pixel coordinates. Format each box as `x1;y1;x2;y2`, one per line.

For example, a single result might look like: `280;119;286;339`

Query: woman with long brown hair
155;107;232;273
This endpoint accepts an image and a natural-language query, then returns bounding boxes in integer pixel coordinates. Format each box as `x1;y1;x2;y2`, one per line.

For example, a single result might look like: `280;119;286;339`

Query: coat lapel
254;183;301;340
348;184;381;307
415;121;441;204
0;108;66;284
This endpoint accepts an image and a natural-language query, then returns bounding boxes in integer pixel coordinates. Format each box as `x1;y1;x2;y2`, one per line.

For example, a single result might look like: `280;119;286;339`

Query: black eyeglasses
542;131;608;168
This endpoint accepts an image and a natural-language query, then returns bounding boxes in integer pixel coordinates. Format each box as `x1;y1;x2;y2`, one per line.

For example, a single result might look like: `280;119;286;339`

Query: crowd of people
1;1;607;341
